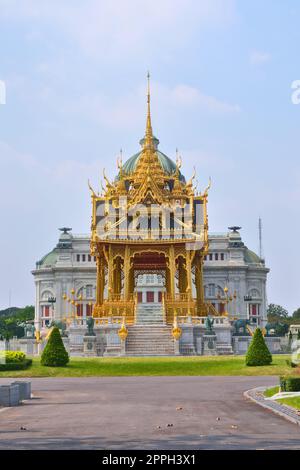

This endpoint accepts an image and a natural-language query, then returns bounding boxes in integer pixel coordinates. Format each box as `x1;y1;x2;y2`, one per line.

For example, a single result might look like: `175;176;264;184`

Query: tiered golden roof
89;75;212;322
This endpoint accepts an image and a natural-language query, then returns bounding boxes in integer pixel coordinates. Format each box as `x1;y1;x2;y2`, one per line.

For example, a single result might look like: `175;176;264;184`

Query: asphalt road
0;376;299;449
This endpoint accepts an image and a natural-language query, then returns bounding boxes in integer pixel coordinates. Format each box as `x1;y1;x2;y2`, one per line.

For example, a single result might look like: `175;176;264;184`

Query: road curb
244;386;300;426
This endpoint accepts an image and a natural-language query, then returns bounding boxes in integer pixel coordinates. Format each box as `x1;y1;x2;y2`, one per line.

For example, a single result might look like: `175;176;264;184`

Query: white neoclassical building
32;227;269;331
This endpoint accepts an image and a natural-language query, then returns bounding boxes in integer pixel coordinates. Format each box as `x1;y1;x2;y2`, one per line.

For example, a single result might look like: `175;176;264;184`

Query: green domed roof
37;249;58;267
120;142;186;183
244;248;262;264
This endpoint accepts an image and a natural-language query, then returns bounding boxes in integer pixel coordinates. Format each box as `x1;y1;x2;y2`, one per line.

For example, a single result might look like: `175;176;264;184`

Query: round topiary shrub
41;327;69;367
280;376;300;391
245;328;272;366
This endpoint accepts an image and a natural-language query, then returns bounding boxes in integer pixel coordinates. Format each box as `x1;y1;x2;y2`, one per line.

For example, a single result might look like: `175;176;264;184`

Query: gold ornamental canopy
89;75;212;322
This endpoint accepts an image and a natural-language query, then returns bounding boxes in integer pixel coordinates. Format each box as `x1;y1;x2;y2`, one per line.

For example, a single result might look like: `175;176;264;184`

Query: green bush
0;359;32;371
245;328;272;366
280;376;300;392
41;327;69;367
5;351;26;363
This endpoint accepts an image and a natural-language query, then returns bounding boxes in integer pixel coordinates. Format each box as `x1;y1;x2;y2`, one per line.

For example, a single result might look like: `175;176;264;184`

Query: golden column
185;251;192;298
96;252;105;307
178;257;187;293
194;253;205;315
168;245;176;299
123;245;130;301
107;245;114;300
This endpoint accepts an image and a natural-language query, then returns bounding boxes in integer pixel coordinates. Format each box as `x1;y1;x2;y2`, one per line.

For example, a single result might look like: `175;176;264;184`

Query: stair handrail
133;291;138;324
162;292;166;324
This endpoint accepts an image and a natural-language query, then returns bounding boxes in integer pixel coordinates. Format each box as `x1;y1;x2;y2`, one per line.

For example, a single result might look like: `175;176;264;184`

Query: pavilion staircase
125;324;175;356
136;303;164;325
126;303;174;355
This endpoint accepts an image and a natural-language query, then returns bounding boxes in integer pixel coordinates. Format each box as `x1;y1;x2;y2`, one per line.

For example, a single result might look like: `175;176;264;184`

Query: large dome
118;136;186;183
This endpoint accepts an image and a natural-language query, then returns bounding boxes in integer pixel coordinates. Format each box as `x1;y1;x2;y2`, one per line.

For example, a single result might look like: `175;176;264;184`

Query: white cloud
166;84;240;114
37;80;240;131
249;50;271;65
0;0;236;60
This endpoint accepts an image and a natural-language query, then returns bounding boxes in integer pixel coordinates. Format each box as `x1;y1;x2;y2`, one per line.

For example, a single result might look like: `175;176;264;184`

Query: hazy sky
0;0;299;313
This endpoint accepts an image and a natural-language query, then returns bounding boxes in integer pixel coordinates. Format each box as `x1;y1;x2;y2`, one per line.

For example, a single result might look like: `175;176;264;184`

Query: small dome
119;137;186;183
244;248;262;264
37;250;58;267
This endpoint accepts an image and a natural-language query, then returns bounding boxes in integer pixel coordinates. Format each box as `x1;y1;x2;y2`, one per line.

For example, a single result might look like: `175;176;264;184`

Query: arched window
77;284;95;299
248;288;261;299
41;290;54;301
204;284;224;298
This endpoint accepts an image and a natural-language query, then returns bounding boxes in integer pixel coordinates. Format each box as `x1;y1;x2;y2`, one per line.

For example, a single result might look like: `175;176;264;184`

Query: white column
35;281;41;331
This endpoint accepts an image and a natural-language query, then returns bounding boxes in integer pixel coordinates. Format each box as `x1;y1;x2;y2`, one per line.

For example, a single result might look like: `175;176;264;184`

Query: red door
146;291;154;303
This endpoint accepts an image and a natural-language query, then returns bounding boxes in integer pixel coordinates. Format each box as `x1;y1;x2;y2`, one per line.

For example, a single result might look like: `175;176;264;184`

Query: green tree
267;304;289;323
288;331;293;350
292;308;300;322
41;327;69;367
0;305;34;339
273;322;289;337
246;328;272;366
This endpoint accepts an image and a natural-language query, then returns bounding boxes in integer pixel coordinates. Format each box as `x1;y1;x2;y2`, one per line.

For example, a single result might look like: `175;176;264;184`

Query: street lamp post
244;295;253;322
62;289;83;327
48;296;56;324
217;287;237;320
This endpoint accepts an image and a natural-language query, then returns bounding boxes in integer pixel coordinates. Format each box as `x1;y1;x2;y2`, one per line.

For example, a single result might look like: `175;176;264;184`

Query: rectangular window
146;291;154;303
218;303;225;314
82;254;86;262
76;254;80;262
208;284;215;297
94;256;96;262
137;292;143;303
158;291;162;302
251;304;257;315
220;253;224;261
88;255;91;262
215;253;219;260
76;304;83;317
204;255;207;260
44;306;50;317
209;253;213;261
86;285;93;298
86;304;93;316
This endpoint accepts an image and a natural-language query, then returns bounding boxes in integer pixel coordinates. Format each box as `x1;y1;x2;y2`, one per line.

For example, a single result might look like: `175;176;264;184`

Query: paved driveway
0;376;299;449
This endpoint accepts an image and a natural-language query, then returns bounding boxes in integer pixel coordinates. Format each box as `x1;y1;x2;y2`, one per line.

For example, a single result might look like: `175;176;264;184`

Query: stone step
128;327;171;331
126;324;175;355
136;305;164;326
126;352;174;356
127;333;170;337
126;342;173;346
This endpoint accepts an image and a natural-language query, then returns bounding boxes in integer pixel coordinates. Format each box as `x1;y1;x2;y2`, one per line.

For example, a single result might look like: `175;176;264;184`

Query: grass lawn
264;386;280;397
0;355;292;378
277;396;300;410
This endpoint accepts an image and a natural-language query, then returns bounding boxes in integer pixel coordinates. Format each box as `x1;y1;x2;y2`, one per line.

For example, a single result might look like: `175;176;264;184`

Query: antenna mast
258;217;263;260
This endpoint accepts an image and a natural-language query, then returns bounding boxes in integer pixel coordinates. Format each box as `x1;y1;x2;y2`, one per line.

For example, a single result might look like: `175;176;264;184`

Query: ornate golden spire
144;71;153;148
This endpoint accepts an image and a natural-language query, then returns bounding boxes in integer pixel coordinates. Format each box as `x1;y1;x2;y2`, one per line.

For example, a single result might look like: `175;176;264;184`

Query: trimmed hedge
280;376;300;392
41;327;69;367
245;328;272;366
0;359;32;371
5;351;26;363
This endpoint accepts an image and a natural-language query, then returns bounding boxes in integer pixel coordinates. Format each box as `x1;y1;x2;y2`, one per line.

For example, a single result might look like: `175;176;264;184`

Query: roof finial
145;71;153;147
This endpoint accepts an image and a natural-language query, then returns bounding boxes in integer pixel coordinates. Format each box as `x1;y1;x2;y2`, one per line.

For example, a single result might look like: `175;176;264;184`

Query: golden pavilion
89;75;216;329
